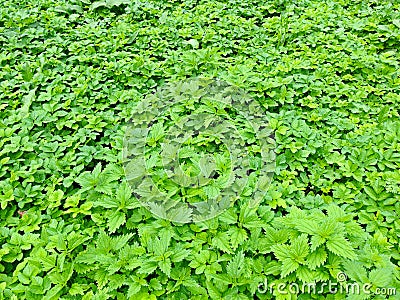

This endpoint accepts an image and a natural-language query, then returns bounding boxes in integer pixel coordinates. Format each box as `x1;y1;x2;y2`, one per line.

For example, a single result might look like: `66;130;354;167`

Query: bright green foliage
269;206;366;281
1;0;400;299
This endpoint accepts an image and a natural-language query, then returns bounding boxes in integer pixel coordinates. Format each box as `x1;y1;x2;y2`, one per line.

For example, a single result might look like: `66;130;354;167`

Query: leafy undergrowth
1;0;400;299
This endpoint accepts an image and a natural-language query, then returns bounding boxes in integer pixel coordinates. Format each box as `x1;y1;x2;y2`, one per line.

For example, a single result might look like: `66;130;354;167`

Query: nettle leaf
170;246;190;263
295;219;318;235
310;235;326;252
182;277;208;295
138;259;158;275
342;261;368;283
239;205;265;228
94;198;116;211
226;251;245;278
291;234;310;262
108;211;126;233
148;231;172;256
228;227;248;250
218;208;237;224
264;261;281;276
198;155;216;178
306;247;327;270
326;235;356;259
158;258;171;277
203;185;220;199
107;232;134;251
206;280;222;299
69;283;90;296
67;232;90;252
281;258;299;277
271;234;314;277
211;232;232;254
271;244;291;261
368;268;393;287
95;182;139;212
296;266;318;283
116;182;139;209
316;218;345;239
209;273;232;287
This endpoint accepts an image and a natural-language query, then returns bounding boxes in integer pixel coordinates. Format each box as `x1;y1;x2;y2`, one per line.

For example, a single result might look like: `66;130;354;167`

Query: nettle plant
123;78;275;223
247;205;398;299
1;0;400;299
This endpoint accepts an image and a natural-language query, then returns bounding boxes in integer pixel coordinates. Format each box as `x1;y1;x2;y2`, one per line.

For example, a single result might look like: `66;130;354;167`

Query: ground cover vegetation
0;0;399;299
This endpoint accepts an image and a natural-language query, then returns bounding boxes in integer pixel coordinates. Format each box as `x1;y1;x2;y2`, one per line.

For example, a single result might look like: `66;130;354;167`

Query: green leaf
127;282;142;298
271;243;291;261
295;219;317;235
369;268;393;287
198;155;216;178
306;247;327;270
69;283;90;296
310;235;326;252
211;232;232;254
112;233;134;251
281;258;299;277
291;234;310;262
228;227;248;250
108;211;126;233
219;208;237;224
343;261;369;283
326;235;356;259
170;246;190;262
48;190;64;208
159;258;171;277
226;251;245;278
210;273;232;285
139;260;158;275
90;1;107;10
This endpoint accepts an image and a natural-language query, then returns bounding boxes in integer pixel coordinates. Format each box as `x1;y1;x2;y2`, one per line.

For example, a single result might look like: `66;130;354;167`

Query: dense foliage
0;0;399;299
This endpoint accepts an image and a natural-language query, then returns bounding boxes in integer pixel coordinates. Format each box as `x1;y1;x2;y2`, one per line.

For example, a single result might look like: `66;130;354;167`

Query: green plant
1;0;399;298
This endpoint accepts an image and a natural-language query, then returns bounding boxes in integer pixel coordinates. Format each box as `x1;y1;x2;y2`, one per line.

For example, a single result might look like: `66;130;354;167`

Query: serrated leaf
198;155;216;178
271;244;291;261
138;260;158;274
226;251;245;278
219;208;237;224
170;247;190;262
127;282;142;298
296;266;317;283
343;261;368;283
159;259;171;277
210;273;232;285
108;211;126;233
311;235;326;251
228;227;248;250
326;235;356;259
291;234;310;262
369;268;393;287
112;233;134;250
281;258;299;277
211;232;232;254
295;219;318;235
306;247;327;270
